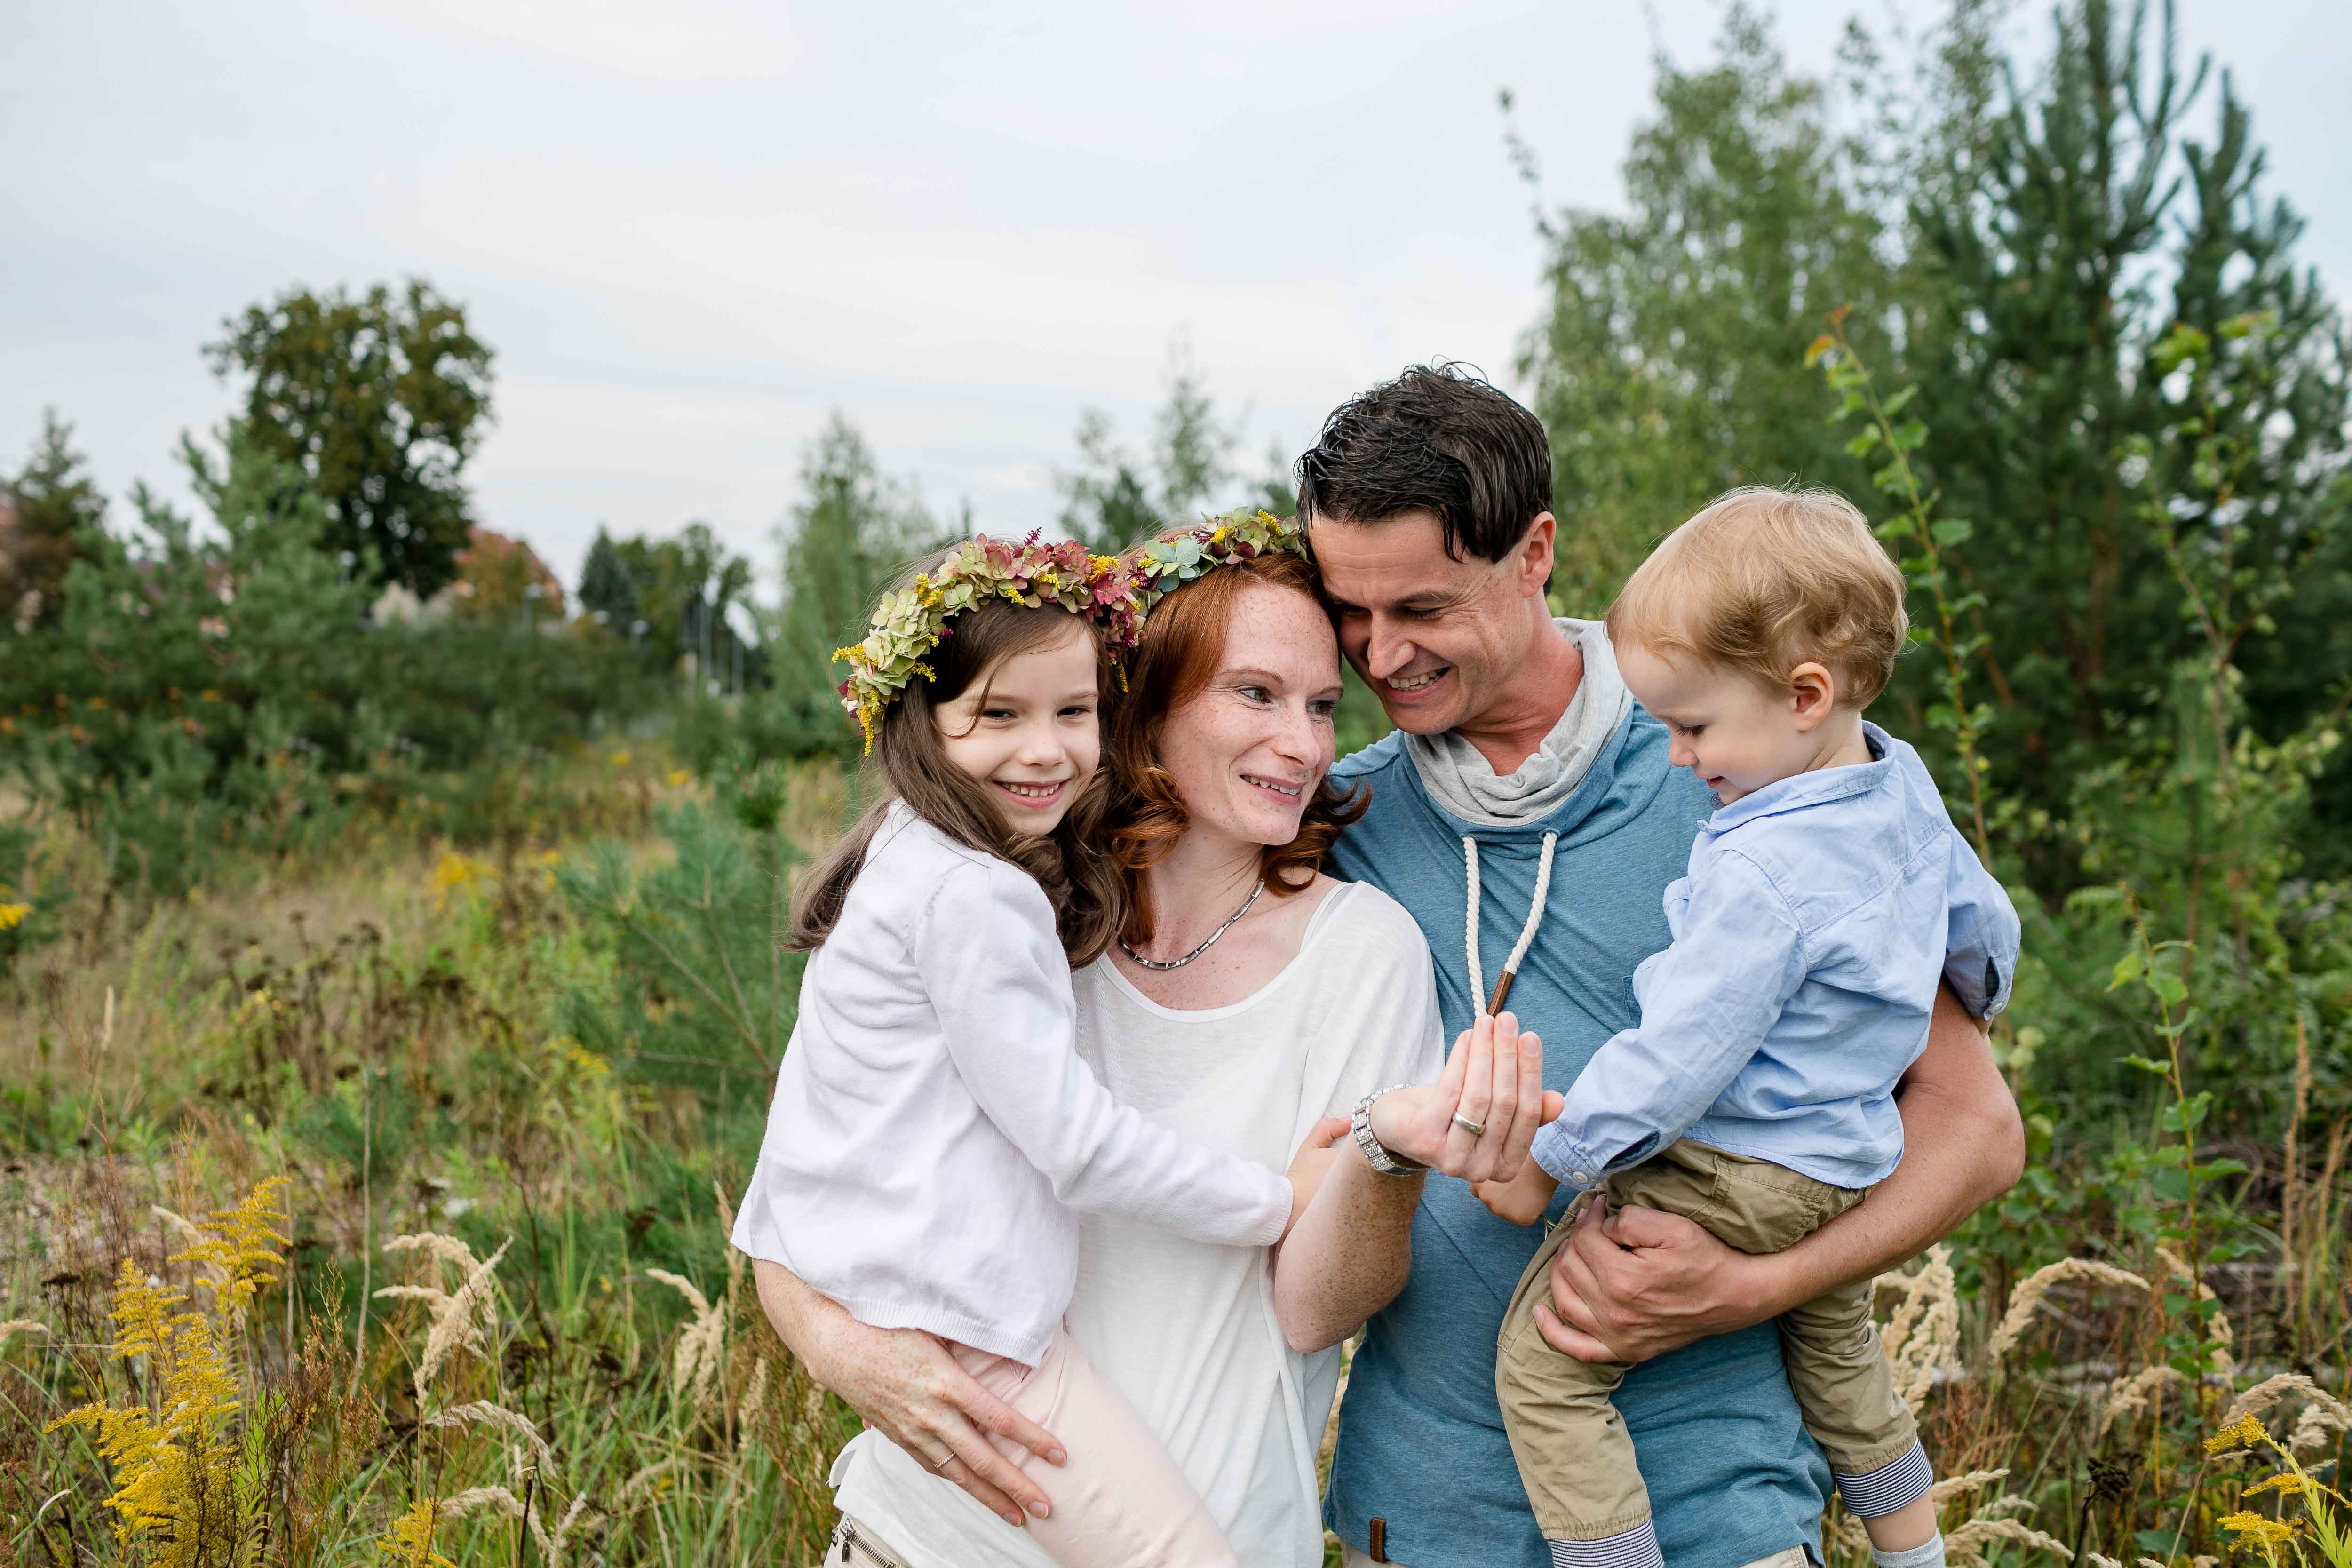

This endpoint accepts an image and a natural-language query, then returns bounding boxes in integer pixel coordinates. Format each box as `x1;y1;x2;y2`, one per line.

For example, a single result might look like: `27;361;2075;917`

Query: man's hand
1473;1156;1561;1226
750;1260;1063;1527
1535;1194;1776;1362
1539;983;2023;1365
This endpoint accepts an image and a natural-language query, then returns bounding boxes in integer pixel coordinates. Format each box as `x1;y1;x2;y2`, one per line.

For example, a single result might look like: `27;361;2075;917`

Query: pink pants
948;1325;1238;1568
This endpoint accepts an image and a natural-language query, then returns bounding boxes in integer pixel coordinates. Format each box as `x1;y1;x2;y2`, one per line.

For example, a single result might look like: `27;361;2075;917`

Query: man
1304;365;2024;1568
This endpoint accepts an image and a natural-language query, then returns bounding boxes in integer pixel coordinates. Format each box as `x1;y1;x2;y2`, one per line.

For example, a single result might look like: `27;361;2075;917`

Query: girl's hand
1284;1117;1352;1237
1367;1012;1559;1184
1474;1159;1562;1226
750;1260;1062;1528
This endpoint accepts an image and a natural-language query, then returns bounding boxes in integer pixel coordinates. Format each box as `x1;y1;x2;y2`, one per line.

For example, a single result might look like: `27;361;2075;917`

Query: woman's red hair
1106;550;1367;944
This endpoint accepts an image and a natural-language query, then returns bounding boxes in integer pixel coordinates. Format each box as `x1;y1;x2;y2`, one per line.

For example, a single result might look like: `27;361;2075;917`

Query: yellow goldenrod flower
2241;1471;2308;1498
666;769;692;787
0;901;30;931
2217;1510;2300;1546
379;1497;457;1568
608;748;632;766
2206;1411;2270;1453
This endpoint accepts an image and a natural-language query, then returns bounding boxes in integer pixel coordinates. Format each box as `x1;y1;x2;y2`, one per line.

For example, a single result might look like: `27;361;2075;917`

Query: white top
730;804;1295;1366
830;881;1448;1568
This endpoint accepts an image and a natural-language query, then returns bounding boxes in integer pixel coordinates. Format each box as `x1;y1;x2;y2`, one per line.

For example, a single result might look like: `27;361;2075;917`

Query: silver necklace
1119;881;1264;970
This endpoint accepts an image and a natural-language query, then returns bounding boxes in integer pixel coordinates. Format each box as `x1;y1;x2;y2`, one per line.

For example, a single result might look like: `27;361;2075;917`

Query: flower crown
834;532;1132;752
1096;509;1309;652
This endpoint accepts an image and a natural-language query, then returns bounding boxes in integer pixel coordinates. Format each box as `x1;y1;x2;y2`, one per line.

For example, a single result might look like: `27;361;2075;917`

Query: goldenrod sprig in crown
1113;509;1308;637
834;532;1134;752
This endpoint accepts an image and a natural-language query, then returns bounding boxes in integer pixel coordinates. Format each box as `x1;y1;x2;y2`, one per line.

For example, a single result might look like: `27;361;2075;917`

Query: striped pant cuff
1836;1440;1934;1519
1547;1524;1665;1568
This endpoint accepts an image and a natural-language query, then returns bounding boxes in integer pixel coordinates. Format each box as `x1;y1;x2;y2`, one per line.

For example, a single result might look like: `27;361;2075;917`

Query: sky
4;0;2347;600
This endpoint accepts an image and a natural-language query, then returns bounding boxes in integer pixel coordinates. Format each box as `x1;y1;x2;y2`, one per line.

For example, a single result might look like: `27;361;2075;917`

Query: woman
751;522;1551;1566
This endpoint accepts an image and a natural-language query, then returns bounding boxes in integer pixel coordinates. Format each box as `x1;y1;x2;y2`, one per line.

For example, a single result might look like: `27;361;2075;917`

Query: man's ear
1517;513;1557;600
1788;662;1838;732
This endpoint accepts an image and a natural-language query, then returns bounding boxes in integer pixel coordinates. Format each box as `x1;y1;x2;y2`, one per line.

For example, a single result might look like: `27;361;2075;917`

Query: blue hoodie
1323;708;1831;1568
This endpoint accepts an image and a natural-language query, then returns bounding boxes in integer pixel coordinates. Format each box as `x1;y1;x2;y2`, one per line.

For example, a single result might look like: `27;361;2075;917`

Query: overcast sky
4;0;2346;598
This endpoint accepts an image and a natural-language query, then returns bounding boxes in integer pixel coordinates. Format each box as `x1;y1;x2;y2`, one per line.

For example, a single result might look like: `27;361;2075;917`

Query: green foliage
207;279;494;597
1513;5;1894;611
0;424;654;903
608;522;755;679
1;407;106;634
576;526;639;630
1898;0;2351;876
1058;338;1243;552
693;414;942;771
557;782;804;1091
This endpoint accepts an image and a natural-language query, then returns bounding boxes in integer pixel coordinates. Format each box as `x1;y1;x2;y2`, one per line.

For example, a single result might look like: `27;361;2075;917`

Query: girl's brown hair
1104;549;1367;944
787;555;1125;964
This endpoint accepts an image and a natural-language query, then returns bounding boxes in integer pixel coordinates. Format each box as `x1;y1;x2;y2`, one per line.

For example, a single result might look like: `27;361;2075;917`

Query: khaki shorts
1495;1140;1917;1540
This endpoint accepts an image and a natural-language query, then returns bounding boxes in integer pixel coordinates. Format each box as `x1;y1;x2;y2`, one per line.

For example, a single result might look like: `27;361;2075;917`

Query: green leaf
2110;950;2145;990
1845;430;1880;458
2147;970;2189;1008
2118;1053;2170;1076
1930;519;1974;547
1888;420;1929;452
1881;385;1917;416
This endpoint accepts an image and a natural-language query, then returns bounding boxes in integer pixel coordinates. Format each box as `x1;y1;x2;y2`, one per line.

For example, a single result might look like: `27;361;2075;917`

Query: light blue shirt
1530;723;2020;1195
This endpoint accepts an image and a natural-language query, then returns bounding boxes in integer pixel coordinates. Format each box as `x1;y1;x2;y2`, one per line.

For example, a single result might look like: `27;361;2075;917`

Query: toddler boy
1477;485;2020;1568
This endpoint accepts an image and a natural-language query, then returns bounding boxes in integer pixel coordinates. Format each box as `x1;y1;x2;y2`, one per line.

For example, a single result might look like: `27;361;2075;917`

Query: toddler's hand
1474;1159;1560;1226
1282;1117;1351;1239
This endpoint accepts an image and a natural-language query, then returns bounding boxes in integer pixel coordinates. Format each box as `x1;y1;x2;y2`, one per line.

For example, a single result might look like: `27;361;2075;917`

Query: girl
731;534;1316;1568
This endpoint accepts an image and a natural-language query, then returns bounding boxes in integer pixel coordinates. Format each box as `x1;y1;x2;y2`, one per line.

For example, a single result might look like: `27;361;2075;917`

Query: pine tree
1514;5;1896;612
577;527;639;629
1;409;106;634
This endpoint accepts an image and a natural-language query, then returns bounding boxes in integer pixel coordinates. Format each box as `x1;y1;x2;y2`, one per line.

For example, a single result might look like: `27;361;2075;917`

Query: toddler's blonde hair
1606;485;1908;708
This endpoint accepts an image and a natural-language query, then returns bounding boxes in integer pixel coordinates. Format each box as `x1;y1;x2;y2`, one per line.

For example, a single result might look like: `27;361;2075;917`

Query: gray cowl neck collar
1404;619;1633;829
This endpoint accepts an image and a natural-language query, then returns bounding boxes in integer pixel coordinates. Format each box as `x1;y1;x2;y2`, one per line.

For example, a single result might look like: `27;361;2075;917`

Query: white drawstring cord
1463;831;1556;1015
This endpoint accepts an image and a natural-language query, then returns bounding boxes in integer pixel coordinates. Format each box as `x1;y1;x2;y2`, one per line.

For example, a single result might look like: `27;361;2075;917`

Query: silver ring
1452;1113;1486;1137
926;1452;954;1473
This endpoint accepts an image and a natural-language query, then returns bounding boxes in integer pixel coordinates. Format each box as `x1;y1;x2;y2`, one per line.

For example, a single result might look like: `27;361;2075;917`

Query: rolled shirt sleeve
917;860;1294;1248
1940;831;2021;1019
1528;851;1808;1191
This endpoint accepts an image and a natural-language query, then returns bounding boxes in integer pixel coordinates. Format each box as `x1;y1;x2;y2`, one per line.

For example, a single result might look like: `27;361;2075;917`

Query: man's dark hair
1293;363;1554;568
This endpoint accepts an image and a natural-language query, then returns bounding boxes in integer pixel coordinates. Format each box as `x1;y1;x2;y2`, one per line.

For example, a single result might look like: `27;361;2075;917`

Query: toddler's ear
1787;661;1838;731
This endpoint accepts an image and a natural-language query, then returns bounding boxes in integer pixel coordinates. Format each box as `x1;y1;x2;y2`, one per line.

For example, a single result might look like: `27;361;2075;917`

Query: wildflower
0;901;30;931
608;749;631;766
666;768;691;787
379;1497;456;1568
2241;1471;2308;1499
2216;1511;2299;1547
2206;1411;2269;1454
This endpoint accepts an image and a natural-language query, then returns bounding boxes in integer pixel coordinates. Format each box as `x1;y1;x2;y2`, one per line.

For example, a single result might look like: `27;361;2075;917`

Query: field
1;737;2344;1568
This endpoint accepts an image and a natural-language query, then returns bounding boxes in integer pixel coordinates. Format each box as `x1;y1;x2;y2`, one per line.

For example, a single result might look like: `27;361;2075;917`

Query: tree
450;526;565;624
609;523;754;675
763;414;938;753
1511;5;1895;612
1900;0;2350;860
1058;337;1239;551
207;279;493;597
577;527;639;629
1;409;106;633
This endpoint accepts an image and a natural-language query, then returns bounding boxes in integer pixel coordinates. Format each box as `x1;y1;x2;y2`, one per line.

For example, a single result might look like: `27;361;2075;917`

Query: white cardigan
730;804;1295;1365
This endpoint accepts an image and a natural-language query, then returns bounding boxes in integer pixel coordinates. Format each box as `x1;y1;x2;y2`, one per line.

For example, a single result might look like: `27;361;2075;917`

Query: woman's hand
750;1260;1064;1527
1367;1011;1560;1184
1283;1117;1352;1236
